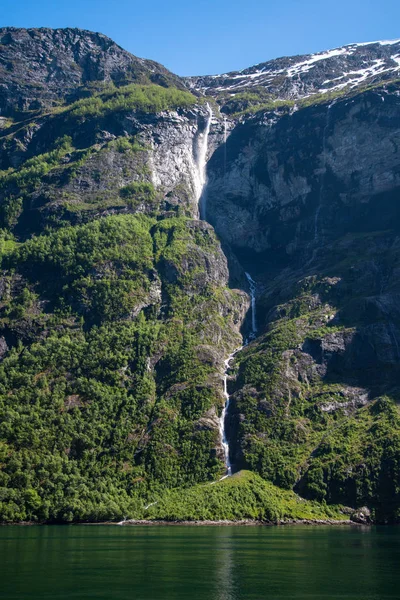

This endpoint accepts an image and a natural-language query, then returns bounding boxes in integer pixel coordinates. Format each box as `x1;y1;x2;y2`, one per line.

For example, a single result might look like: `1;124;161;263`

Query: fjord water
1;526;400;600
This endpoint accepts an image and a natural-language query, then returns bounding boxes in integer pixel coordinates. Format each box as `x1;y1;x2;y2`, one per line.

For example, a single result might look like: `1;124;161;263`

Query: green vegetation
56;84;196;119
0;135;73;191
0;131;157;229
0;214;243;522
232;260;400;522
218;88;295;117
1;55;399;526
119;182;157;208
145;470;347;522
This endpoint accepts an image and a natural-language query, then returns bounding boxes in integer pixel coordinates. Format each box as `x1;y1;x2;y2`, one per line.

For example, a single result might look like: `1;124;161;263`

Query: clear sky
2;0;400;76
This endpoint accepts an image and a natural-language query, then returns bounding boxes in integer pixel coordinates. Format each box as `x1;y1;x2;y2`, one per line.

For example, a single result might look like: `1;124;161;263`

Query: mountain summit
0;27;184;117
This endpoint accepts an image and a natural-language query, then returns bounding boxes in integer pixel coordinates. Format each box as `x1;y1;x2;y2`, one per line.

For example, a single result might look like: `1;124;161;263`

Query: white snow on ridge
376;39;400;46
192;38;400;97
348;39;400;47
286;48;349;77
392;55;400;67
194;39;400;82
319;57;400;94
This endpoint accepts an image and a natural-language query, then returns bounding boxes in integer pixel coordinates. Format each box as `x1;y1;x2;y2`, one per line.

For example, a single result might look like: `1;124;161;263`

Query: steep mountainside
0;28;399;523
201;49;400;522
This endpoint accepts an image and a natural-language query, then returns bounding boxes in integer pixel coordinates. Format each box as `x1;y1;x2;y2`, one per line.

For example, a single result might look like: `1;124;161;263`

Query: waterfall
194;102;213;219
245;272;258;339
219;273;258;478
219;348;241;479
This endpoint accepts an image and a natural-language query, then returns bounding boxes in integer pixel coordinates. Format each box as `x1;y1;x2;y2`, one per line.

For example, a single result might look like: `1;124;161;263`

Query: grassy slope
144;470;348;522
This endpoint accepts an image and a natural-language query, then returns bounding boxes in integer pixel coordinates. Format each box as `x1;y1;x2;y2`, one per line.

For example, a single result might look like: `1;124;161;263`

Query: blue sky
2;0;400;76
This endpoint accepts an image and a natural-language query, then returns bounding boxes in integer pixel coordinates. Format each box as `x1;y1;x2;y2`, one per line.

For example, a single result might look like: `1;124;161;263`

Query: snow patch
392;55;400;67
286;48;349;77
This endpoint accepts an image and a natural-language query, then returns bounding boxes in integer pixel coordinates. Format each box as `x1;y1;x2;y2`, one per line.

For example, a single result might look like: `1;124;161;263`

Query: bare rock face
205;88;400;261
0;103;215;230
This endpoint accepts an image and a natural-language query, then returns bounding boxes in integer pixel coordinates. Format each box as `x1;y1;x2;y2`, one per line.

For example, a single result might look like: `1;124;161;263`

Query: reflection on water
215;528;236;600
0;525;399;600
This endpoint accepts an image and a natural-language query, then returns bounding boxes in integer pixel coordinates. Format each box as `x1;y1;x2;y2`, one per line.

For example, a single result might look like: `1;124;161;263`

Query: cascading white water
194;102;213;219
219;348;241;479
219;273;258;478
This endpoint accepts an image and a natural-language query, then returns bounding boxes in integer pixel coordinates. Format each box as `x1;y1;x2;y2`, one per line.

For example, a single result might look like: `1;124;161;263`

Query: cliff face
0;103;216;229
206;87;400;259
1;28;400;522
200;79;400;520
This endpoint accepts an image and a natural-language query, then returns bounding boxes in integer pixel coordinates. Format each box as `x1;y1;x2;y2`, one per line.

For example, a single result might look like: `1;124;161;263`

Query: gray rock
0;336;8;359
351;507;372;524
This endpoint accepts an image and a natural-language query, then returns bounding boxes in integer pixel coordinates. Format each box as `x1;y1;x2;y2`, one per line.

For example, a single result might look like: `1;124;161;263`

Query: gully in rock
313;99;337;247
245;272;258;340
192;102;259;480
219;273;258;477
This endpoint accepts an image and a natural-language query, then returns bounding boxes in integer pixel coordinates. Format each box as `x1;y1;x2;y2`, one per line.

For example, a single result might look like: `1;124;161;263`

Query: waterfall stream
192;106;258;479
219;273;258;478
195;102;213;219
219;351;240;479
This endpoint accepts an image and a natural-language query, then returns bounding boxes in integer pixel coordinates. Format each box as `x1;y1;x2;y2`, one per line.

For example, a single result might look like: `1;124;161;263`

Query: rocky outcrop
0;103;217;231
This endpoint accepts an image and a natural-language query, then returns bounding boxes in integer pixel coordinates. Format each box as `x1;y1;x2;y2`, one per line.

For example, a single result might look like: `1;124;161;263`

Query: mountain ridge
0;26;185;118
1;26;400;118
186;38;400;106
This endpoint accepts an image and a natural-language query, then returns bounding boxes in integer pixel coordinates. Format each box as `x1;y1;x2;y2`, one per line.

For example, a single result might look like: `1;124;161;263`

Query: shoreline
2;518;364;527
111;518;359;527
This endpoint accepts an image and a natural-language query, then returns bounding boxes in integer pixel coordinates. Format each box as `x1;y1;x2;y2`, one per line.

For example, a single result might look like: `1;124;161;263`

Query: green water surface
0;525;399;599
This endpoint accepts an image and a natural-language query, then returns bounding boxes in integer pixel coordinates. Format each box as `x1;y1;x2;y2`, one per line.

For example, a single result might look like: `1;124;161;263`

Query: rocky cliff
0;28;400;523
197;51;400;522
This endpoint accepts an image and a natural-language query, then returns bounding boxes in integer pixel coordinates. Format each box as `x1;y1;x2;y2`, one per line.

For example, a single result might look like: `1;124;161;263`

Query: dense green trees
0;214;241;522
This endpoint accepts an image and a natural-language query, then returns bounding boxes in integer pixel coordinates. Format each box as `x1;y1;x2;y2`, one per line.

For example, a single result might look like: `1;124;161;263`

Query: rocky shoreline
2;518;362;526
111;518;357;527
